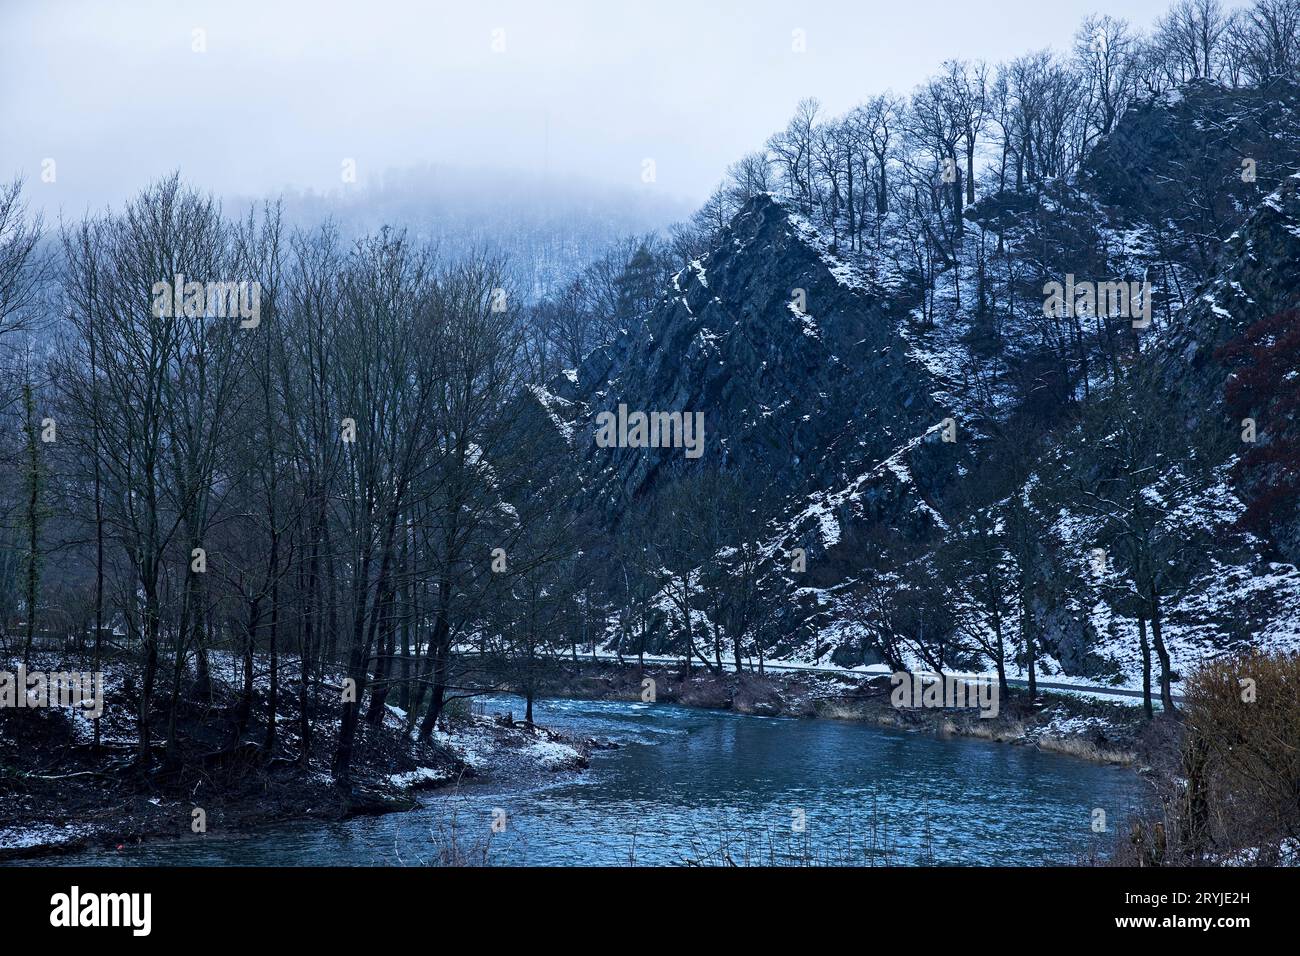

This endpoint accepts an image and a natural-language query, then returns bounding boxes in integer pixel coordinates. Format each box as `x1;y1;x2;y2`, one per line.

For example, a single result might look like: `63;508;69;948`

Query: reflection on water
55;695;1149;866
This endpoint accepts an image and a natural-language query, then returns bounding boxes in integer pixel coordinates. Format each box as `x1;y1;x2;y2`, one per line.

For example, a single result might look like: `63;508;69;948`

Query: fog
3;0;1176;217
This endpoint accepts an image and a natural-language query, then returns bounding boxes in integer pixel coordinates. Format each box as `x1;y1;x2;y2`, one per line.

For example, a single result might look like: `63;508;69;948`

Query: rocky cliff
524;79;1300;683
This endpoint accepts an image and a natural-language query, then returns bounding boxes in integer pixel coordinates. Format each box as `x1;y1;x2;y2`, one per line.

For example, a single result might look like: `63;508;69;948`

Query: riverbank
24;691;1154;867
508;658;1162;767
0;651;592;861
3;649;1164;863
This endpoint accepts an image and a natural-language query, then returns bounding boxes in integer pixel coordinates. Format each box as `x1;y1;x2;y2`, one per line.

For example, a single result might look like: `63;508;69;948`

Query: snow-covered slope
527;81;1300;691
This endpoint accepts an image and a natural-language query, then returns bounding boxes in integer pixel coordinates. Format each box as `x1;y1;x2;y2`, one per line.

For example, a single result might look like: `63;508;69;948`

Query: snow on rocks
388;766;456;790
429;713;588;779
0;822;96;853
524;385;578;446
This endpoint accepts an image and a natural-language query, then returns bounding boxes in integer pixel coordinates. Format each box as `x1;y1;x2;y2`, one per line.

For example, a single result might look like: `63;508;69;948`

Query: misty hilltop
5;0;1300;875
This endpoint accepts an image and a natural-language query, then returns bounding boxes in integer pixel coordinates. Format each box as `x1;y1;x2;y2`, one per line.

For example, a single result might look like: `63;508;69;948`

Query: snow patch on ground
388;766;455;789
0;822;95;851
524;739;584;770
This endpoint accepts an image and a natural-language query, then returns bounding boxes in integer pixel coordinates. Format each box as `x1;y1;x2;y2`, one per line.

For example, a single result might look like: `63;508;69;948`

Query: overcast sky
3;0;1179;217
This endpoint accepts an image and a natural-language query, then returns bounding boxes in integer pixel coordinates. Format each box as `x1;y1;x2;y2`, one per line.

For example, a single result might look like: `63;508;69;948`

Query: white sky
2;0;1180;217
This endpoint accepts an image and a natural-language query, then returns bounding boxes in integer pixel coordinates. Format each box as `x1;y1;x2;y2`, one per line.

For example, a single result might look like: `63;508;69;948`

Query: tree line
0;174;597;784
3;0;1296;782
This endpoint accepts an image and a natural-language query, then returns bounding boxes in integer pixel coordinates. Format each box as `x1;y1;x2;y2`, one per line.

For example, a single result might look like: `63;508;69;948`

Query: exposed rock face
523;79;1300;679
1067;81;1300;568
1158;171;1300;412
1086;77;1300;219
548;194;946;524
1198;173;1300;563
1084;77;1300;281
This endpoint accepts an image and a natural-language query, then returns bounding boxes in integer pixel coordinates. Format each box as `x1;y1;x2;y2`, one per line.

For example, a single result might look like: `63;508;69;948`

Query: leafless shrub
1118;649;1300;865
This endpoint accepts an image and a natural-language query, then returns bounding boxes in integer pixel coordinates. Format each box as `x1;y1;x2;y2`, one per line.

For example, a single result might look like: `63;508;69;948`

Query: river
53;695;1149;866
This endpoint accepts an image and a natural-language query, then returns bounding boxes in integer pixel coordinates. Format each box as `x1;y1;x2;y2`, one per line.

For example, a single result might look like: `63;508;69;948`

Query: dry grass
1036;734;1135;765
1117;649;1300;865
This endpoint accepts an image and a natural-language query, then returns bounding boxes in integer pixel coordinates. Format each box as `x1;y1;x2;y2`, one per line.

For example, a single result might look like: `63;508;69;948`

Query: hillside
527;79;1300;694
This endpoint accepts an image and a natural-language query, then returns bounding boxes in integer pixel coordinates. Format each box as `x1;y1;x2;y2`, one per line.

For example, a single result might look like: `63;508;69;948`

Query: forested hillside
524;2;1300;709
1;0;1298;819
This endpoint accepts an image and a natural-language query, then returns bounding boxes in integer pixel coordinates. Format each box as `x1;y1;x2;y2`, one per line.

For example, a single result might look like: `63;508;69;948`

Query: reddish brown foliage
1215;308;1300;533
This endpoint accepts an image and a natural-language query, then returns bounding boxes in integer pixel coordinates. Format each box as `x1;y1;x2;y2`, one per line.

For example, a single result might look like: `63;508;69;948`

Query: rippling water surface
57;695;1149;866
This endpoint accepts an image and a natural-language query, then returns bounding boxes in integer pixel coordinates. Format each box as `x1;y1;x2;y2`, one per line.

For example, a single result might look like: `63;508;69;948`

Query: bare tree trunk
365;585;396;727
1020;583;1037;703
1149;591;1177;715
399;523;413;712
264;561;280;752
137;576;162;770
21;381;40;669
93;425;104;750
416;639;451;741
413;576;453;740
234;604;259;742
1138;613;1154;720
298;531;318;767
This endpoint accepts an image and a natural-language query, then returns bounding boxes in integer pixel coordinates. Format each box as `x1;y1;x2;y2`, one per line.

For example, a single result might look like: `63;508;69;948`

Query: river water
55;695;1149;866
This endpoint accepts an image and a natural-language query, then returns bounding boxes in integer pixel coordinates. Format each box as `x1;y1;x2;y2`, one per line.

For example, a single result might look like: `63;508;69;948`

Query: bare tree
1154;0;1230;83
1074;15;1140;142
1225;0;1300;83
0;179;46;347
767;98;820;214
854;94;903;217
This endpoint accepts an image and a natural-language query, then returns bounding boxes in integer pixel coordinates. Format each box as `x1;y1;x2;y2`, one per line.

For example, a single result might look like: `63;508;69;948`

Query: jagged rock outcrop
1157;171;1300;416
549;194;950;527
1086;77;1300;214
1085;77;1300;280
522;79;1300;678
